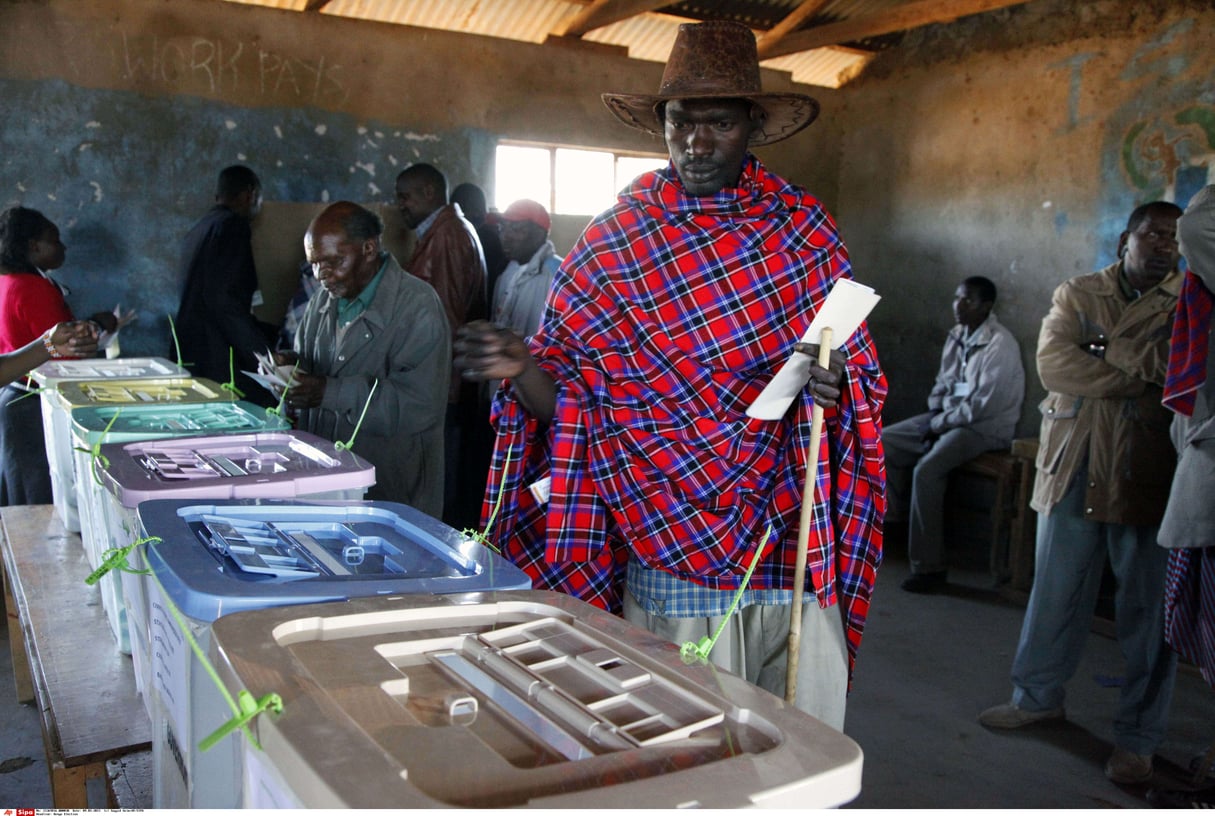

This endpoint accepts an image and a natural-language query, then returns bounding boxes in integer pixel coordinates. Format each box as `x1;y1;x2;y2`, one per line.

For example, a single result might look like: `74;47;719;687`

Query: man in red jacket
395;163;487;527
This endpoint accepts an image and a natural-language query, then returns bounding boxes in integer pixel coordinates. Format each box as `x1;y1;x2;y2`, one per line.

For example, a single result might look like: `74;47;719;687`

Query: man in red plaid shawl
456;21;886;729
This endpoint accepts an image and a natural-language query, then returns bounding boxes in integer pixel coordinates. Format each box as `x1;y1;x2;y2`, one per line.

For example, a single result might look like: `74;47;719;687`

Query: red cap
501;199;551;231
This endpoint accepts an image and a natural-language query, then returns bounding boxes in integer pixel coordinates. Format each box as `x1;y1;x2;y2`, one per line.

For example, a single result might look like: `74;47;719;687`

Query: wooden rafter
553;0;673;38
303;0;332;12
759;0;1034;60
756;0;833;59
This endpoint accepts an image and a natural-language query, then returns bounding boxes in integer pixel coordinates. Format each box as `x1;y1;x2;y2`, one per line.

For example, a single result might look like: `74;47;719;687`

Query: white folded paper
746;279;881;421
242;348;299;397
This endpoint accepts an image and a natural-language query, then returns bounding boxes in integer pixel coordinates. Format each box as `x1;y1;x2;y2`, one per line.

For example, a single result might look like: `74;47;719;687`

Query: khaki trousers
623;589;849;731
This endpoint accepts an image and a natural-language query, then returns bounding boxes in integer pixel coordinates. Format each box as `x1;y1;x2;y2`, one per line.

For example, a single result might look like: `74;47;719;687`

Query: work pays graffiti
1098;17;1213;256
117;32;350;106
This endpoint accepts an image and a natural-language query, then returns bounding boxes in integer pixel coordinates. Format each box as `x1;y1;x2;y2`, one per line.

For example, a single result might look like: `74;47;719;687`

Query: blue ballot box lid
139;499;532;620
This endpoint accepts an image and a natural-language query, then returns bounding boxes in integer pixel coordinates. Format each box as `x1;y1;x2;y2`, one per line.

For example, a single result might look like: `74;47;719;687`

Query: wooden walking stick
786;327;833;704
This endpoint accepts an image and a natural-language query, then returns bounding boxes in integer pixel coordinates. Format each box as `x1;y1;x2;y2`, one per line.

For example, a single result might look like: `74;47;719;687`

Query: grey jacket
925;313;1025;443
294;252;450;517
1159;185;1215;548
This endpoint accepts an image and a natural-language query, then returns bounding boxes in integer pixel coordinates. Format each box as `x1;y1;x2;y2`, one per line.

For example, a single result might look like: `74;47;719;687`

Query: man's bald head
305;201;384;301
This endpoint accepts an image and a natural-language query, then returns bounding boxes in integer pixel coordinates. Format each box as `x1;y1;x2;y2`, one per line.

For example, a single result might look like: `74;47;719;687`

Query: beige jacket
1031;261;1180;525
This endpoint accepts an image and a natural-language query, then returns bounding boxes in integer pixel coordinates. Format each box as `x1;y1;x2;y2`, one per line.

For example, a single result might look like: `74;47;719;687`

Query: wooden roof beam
760;0;1034;60
553;0;673;38
756;0;833;59
303;0;332;12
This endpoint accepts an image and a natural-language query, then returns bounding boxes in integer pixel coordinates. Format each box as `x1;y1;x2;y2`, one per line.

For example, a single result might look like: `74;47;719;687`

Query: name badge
952;382;971;398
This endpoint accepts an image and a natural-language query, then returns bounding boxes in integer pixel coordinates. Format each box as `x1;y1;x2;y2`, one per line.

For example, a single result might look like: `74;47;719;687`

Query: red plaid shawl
1163;275;1213;417
481;155;887;675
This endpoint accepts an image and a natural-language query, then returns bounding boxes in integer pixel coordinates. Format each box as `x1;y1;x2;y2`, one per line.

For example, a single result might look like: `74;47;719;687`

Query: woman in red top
0;207;114;505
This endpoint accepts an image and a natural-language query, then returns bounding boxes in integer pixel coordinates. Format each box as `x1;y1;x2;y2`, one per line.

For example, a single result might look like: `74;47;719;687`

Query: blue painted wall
1;77;482;356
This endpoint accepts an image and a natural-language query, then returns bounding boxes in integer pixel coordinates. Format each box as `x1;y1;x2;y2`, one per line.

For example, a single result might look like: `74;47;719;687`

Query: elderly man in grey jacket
884;275;1025;594
280;201;450;517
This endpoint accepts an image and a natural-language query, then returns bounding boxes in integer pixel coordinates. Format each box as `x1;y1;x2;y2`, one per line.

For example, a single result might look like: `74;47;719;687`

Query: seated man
279;201;450;517
884;275;1024;593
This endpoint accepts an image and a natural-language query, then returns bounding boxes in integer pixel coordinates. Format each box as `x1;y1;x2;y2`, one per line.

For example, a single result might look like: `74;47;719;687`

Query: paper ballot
242;348;299;398
746;279;881;421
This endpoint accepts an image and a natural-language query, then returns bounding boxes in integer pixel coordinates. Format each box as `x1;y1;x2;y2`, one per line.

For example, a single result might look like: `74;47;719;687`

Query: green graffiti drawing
1120;104;1215;204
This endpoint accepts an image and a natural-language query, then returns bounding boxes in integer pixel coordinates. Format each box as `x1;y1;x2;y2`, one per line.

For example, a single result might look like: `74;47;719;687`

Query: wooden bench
0;504;152;808
947;438;1038;589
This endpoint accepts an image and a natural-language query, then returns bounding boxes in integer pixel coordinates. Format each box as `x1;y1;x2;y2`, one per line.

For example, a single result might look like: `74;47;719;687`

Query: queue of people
1;17;1210;804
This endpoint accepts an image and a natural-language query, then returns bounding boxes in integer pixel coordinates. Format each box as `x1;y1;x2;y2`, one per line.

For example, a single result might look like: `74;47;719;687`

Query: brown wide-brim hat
601;21;820;147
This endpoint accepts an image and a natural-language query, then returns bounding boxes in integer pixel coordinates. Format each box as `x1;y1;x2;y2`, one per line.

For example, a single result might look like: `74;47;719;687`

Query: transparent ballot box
96;431;375;700
137;498;531;809
30;357;186;532
71;401;289;653
209;591;865;809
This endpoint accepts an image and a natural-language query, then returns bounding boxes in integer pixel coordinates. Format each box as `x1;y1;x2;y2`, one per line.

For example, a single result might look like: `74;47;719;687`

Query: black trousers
0;384;53;505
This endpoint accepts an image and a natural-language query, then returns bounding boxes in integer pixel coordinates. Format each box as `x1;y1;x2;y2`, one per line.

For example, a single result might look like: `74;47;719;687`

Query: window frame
494;139;667;216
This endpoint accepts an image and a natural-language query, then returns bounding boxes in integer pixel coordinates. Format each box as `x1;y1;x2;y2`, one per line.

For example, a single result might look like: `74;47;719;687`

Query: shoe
1146;783;1215;808
977;701;1065;729
900;571;947;594
1106;747;1153;784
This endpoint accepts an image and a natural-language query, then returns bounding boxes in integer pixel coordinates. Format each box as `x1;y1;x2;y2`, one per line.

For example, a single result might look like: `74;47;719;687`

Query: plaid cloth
481;155;887;678
1163;547;1215;688
626;555;810;618
1162;270;1213;417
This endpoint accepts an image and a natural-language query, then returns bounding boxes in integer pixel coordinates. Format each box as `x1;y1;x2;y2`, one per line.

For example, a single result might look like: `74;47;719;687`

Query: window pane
494;146;551;211
554;148;615;216
616;156;668;190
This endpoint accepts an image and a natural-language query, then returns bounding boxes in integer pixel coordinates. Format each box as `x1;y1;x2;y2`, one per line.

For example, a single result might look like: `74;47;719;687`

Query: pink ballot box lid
97;430;376;507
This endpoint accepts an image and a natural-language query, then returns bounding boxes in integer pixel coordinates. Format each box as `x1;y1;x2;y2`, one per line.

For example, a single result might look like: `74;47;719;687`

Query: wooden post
786;328;833;704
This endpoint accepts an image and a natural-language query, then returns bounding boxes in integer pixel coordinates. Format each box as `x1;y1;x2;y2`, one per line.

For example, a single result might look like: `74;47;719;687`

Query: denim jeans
1009;464;1178;754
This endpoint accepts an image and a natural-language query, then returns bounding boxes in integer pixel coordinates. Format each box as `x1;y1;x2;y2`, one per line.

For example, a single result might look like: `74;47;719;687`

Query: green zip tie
680;524;773;665
460;441;516;554
265;361;300;420
149;570;278;752
72;407;121;487
220;346;245;399
334;378;379;451
198;690;283;752
85;535;160;585
9;384;49;404
166;313;193;368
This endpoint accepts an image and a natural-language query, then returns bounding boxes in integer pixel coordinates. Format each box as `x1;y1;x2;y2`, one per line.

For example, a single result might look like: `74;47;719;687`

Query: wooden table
0;504;151;808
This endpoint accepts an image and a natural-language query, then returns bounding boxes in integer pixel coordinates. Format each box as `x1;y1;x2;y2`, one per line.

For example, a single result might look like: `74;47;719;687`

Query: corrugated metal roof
217;0;967;89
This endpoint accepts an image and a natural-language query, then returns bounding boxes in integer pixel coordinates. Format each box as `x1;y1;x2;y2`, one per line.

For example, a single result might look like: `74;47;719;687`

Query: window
495;143;667;217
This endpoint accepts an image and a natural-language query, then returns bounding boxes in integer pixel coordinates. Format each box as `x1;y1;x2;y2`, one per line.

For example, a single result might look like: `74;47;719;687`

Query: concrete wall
835;0;1215;434
0;0;840;354
9;0;1206;437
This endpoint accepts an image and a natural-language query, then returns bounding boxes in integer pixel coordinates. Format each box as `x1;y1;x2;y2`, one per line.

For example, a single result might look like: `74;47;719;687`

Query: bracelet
42;328;63;359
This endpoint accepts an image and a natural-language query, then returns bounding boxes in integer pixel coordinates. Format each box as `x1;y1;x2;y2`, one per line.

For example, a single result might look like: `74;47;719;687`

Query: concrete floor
2;546;1212;809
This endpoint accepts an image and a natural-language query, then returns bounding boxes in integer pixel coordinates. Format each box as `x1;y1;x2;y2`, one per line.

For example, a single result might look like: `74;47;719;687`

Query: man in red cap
493;199;561;338
455;21;886;729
